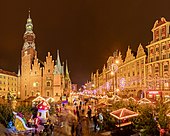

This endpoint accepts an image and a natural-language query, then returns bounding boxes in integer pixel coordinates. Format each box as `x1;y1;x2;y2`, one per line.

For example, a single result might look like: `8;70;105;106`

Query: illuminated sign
148;91;159;94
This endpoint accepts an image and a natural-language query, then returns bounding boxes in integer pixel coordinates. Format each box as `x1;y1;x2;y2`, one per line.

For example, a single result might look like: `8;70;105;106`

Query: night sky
0;0;170;88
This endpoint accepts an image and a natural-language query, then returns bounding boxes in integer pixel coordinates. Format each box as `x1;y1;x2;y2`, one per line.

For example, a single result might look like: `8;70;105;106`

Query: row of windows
0;75;17;80
148;65;169;73
32;81;51;87
150;41;170;54
0;87;16;91
28;91;50;97
34;69;51;75
150;54;170;62
0;81;17;86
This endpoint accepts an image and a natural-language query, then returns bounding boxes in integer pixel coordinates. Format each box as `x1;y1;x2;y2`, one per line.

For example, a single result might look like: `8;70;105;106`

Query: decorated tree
15;104;33;120
154;100;170;134
0;104;14;127
132;104;159;135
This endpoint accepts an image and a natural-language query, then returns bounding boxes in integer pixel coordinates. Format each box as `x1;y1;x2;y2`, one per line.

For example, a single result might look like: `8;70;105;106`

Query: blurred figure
71;121;75;136
76;121;82;136
93;114;98;132
87;107;92;121
76;106;80;120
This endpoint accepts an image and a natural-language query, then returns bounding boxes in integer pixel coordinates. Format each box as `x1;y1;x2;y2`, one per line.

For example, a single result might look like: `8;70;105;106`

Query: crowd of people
68;98;104;136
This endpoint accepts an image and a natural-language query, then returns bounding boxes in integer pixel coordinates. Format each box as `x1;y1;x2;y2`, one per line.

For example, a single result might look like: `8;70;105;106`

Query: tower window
48;69;50;73
47;81;51;87
47;92;49;96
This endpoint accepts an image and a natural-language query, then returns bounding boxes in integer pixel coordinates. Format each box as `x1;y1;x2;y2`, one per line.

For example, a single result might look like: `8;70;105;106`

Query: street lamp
111;60;119;96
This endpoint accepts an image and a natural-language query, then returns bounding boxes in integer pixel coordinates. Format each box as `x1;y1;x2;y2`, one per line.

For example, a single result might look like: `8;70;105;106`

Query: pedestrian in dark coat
87;108;92;120
76;109;80;120
76;121;82;136
93;114;98;132
71;122;75;136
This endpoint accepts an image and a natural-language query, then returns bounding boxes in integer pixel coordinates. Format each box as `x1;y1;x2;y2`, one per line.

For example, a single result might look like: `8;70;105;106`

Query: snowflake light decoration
119;78;126;90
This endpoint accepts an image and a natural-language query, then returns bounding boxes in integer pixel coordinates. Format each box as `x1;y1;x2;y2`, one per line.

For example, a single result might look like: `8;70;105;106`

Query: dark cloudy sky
0;0;170;87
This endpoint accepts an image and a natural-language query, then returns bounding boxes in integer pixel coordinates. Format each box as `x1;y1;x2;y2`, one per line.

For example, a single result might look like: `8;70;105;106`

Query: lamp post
111;61;119;95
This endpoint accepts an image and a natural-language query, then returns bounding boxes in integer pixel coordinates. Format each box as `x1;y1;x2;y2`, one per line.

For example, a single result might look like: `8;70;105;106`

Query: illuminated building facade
19;12;72;100
0;69;18;99
89;17;170;99
146;17;170;99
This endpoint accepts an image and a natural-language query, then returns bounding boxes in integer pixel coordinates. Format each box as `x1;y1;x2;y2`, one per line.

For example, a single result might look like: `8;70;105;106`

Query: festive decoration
32;96;46;102
13;112;35;132
138;98;152;104
37;100;50;110
112;64;118;73
110;108;138;127
110;108;138;120
119;78;126;90
37;100;50;124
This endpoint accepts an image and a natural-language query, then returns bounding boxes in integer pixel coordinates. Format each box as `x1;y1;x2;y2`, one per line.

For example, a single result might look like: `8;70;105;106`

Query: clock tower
21;11;37;100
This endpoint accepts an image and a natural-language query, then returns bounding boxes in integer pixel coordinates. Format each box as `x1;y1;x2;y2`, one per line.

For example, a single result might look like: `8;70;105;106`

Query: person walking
76;121;82;136
87;107;92;121
71;121;75;136
93;114;98;132
76;106;80;120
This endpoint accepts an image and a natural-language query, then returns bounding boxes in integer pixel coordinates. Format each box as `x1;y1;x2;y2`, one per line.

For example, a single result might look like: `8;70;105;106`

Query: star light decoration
119;78;126;90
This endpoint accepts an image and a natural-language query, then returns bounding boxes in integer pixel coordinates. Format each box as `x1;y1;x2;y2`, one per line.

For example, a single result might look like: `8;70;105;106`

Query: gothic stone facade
19;13;71;100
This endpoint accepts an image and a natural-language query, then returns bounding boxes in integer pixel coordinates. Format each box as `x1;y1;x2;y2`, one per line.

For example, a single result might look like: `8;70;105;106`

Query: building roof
0;69;17;77
110;108;138;120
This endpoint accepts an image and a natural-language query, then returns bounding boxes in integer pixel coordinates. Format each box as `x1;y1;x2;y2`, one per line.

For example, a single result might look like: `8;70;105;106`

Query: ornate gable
124;46;135;63
152;17;167;30
31;55;41;76
136;44;145;58
117;51;123;65
44;52;54;74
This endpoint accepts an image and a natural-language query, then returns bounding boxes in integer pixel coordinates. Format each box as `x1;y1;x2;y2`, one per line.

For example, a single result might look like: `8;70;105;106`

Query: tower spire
28;9;31;19
65;60;70;80
26;10;33;32
23;10;36;50
56;50;61;67
54;50;62;74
